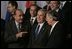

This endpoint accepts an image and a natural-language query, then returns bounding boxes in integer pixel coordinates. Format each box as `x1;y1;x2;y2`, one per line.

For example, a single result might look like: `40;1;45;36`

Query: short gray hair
46;10;58;21
38;9;46;17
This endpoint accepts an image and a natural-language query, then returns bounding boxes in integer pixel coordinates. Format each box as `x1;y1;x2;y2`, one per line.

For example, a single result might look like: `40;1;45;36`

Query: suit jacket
55;9;64;22
5;11;11;22
28;17;38;28
1;19;6;48
4;20;30;48
28;21;51;48
61;2;71;48
46;22;64;48
60;1;71;34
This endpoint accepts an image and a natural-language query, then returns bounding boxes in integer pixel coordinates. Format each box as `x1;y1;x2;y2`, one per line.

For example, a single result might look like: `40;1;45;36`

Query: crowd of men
1;1;71;48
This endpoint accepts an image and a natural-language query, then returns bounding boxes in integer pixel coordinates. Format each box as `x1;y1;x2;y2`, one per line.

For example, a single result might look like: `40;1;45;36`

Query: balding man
28;9;50;48
4;9;30;48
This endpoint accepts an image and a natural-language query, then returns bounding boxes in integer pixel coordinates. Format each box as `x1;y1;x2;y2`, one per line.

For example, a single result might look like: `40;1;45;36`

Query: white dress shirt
37;22;44;34
30;17;36;24
56;8;59;12
50;21;59;36
62;1;66;8
60;1;66;9
15;21;21;32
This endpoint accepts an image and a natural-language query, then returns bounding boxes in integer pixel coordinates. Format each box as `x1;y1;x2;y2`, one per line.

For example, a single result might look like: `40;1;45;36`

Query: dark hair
30;4;38;16
50;1;60;5
57;1;60;5
8;1;18;9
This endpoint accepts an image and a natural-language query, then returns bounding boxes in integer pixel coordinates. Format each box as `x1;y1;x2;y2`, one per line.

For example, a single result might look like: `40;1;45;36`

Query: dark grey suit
4;20;30;48
28;22;50;48
46;22;64;48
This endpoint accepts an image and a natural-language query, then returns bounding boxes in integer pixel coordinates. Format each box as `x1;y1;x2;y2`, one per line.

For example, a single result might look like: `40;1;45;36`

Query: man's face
37;11;45;23
30;6;36;17
7;3;15;13
49;1;59;10
14;10;23;23
46;14;53;25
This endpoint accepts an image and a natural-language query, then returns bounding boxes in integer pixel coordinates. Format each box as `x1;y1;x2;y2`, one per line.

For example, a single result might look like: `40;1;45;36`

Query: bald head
13;9;24;23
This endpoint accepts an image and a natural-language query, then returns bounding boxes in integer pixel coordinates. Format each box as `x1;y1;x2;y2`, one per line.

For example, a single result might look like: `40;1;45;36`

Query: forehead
15;10;23;15
38;11;43;15
38;10;44;15
30;6;36;10
7;3;12;7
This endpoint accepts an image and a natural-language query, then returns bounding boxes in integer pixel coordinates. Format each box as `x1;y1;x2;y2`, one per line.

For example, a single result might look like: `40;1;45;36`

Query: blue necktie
35;25;40;39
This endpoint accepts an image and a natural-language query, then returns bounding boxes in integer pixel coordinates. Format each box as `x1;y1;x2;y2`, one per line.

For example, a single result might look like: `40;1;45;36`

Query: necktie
35;25;40;39
18;23;21;32
30;18;34;25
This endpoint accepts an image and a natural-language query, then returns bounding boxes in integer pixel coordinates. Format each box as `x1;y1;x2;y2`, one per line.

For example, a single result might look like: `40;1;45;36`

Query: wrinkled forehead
7;3;12;8
15;10;23;15
38;10;45;16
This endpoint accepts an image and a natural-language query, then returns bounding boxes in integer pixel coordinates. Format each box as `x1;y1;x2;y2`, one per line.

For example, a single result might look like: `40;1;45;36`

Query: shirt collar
31;17;36;20
56;8;59;12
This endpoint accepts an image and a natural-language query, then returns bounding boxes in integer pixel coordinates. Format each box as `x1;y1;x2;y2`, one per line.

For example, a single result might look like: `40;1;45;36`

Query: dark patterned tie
35;25;40;39
30;18;34;25
18;23;21;32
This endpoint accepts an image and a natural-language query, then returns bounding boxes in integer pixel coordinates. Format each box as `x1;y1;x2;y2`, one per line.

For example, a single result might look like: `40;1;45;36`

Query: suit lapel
36;22;46;40
12;21;18;34
33;18;37;26
32;24;38;39
48;22;59;39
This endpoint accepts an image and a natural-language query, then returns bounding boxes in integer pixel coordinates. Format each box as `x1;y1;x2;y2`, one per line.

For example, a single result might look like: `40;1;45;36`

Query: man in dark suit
49;1;62;17
5;1;18;22
46;10;64;48
28;5;38;27
44;1;63;22
1;18;6;48
60;1;71;34
60;1;71;48
24;1;41;21
28;9;50;48
4;9;30;48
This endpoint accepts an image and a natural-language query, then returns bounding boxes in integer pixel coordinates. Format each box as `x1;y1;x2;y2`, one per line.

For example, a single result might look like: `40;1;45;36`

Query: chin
19;21;23;23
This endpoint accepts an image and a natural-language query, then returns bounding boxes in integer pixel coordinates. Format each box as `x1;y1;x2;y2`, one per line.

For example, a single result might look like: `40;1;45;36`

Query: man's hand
16;32;28;39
